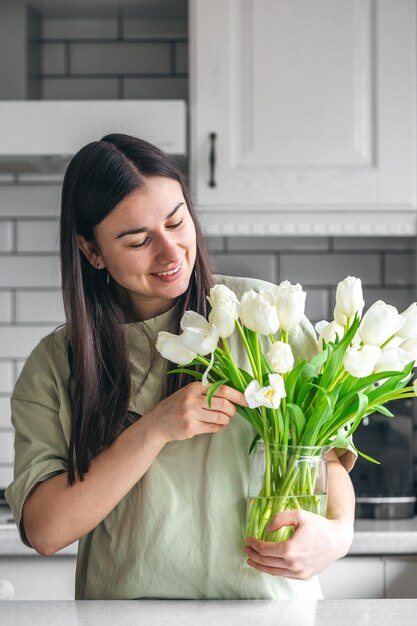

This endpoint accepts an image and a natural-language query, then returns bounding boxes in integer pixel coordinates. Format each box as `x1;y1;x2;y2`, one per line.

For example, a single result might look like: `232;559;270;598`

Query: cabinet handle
208;132;217;188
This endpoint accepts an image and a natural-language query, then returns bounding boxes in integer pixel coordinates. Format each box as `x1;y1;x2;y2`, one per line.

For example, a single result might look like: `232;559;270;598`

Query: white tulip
156;331;196;365
240;290;279;336
399;336;417;362
180;311;219;355
274;280;306;332
315;320;345;350
374;347;412;373
343;345;381;378
207;284;240;338
397;303;417;339
267;341;294;374
244;374;286;409
358;301;405;347
334;276;364;326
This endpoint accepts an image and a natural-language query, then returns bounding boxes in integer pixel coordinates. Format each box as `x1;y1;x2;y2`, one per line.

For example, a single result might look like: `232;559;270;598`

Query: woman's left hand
245;509;353;580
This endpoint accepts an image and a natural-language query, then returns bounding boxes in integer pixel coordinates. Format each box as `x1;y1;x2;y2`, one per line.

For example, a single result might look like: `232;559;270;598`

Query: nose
154;232;182;265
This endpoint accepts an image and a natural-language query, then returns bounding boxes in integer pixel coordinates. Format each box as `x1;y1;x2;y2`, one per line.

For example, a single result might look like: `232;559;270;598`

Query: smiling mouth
152;263;183;278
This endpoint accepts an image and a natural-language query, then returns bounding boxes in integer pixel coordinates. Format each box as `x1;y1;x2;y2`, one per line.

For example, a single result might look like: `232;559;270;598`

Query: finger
246;559;300;579
204;396;237;417
204;384;248;408
199;408;231;426
244;546;289;569
265;510;303;533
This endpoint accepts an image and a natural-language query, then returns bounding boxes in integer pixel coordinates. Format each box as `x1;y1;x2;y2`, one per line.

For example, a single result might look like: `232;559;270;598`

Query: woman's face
79;176;197;321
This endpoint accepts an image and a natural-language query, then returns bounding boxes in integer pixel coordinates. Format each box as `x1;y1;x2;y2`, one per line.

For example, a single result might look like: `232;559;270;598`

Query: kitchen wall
0;10;416;495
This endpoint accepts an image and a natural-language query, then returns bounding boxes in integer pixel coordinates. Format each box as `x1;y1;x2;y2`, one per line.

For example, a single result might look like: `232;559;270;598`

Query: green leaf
285;359;308;404
167;368;203;380
249;433;260;454
373;404;395;418
207;378;228;408
286;403;306;442
320;316;360;389
346;393;369;437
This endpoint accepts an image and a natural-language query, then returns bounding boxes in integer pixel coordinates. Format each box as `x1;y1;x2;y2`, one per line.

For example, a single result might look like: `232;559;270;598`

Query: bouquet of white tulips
156;276;417;541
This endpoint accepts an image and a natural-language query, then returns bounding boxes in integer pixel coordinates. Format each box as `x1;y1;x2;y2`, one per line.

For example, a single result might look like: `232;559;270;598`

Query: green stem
194;354;225;379
254;332;263;385
221;337;246;390
235;320;258;378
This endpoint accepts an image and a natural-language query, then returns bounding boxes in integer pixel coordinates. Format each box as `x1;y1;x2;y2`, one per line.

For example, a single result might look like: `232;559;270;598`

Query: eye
166;219;183;229
129;237;150;249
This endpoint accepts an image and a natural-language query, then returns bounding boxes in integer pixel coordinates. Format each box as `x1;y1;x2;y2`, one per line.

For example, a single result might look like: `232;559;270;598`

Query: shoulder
13;325;69;403
213;274;278;299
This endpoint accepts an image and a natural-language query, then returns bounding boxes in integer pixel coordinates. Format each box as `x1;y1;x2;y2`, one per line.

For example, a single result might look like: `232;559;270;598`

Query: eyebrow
115;203;184;239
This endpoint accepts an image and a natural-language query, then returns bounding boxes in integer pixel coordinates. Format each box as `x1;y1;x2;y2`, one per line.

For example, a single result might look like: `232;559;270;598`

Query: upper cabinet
189;0;417;236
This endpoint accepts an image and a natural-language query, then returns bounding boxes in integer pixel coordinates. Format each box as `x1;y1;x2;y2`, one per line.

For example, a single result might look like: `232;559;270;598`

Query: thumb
266;509;302;533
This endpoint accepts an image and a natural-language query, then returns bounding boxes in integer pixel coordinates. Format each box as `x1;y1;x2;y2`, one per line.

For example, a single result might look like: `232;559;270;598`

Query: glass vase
246;442;328;542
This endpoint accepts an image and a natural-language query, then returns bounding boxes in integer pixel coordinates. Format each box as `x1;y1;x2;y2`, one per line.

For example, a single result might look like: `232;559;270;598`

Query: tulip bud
334;276;364;326
180;311;219;354
274;281;306;332
358;301;405;347
397;303;417;340
244;374;286;409
156;331;196;365
399;336;417;362
267;341;294;374
315;320;344;350
207;284;240;338
374;347;412;373
343;345;381;378
240;290;279;336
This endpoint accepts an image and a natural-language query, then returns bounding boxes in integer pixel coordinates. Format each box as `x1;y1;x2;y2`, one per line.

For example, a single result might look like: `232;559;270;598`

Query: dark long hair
60;133;213;484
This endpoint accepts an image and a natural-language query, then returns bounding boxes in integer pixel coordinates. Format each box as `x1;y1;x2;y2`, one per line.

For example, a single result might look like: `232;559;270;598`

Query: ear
77;235;105;269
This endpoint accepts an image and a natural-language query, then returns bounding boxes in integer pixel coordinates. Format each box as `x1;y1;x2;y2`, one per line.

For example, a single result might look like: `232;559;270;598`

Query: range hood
0;100;186;171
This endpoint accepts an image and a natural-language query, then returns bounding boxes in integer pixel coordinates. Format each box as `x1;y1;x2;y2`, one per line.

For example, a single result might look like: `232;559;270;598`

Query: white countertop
2;599;417;626
2;517;417;557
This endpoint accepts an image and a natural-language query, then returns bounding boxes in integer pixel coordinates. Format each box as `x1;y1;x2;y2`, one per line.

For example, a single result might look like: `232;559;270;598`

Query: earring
96;262;101;270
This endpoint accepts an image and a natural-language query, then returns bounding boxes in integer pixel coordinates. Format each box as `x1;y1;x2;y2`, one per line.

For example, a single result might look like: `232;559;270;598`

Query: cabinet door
0;556;76;600
385;557;417;599
319;556;384;599
190;0;416;228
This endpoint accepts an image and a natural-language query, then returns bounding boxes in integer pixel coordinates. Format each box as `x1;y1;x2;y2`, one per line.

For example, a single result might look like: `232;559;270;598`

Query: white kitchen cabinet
319;556;384;599
190;0;417;236
385;557;417;598
0;556;76;600
320;556;417;599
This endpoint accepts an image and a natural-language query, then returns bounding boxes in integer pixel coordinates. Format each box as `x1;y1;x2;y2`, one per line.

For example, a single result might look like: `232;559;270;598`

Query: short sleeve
5;333;70;547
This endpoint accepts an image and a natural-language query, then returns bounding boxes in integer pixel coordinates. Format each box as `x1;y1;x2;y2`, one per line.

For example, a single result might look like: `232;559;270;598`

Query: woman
6;134;355;600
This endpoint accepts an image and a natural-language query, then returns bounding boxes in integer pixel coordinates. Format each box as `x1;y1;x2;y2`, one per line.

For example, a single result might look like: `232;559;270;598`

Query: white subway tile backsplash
16;290;64;324
0;186;61;218
362;288;416;313
0;363;13;394
0;397;11;429
0;326;57;359
175;42;188;74
123;77;188;100
0;221;14;252
43;77;119;100
0;291;12;323
280;253;381;286
0;465;13;489
17;220;59;253
123;19;187;39
42;43;66;75
0;431;14;464
42;18;118;40
71;42;171;75
212;253;277;284
385;253;416;287
0;256;60;288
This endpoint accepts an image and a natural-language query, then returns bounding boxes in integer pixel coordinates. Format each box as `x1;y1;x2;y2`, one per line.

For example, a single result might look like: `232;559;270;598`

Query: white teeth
156;265;181;276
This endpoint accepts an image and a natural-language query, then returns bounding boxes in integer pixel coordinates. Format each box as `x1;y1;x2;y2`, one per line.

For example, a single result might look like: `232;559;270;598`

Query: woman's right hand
145;381;247;444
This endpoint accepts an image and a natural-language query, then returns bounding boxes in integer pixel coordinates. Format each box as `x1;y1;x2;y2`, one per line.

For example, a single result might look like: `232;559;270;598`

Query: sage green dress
5;275;355;600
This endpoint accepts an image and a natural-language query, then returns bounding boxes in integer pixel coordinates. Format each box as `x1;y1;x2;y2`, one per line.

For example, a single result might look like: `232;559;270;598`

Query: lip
151;263;183;282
